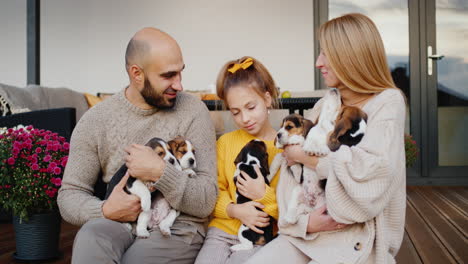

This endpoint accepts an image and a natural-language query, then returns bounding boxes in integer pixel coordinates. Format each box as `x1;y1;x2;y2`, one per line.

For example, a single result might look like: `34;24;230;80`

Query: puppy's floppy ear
257;141;270;176
167;139;179;153
145;137;165;150
302;118;314;137
234;147;246;165
328;115;350;152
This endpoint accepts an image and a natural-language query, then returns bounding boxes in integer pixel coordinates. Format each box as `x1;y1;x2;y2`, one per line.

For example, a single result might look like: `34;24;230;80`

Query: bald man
58;28;217;264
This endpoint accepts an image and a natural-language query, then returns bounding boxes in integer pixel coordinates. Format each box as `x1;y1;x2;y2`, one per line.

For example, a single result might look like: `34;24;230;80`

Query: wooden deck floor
0;186;467;263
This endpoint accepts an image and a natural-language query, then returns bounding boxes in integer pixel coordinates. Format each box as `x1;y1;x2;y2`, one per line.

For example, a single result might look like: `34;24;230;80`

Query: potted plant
0;125;69;261
405;133;419;168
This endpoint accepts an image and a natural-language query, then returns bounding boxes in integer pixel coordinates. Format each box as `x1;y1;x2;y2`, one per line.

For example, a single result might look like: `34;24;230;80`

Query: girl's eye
248;105;256;110
231;111;239;116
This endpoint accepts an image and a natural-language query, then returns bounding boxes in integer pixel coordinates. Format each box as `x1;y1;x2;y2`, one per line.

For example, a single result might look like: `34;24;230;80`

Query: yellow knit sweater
209;129;282;235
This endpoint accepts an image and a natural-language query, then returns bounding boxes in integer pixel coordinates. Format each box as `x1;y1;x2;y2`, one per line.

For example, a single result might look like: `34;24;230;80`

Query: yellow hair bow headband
228;57;253;73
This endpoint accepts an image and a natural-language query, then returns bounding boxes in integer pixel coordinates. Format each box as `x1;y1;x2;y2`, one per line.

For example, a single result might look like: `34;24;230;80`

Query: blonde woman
246;13;406;264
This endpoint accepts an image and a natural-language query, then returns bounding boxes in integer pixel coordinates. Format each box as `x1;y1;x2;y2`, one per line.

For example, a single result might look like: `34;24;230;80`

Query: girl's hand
227;202;270;234
283;145;319;169
236;166;266;200
306;205;347;233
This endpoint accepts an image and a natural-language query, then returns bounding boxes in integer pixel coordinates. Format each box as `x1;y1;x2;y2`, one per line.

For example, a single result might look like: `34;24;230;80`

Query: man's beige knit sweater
277;88;406;264
58;89;217;235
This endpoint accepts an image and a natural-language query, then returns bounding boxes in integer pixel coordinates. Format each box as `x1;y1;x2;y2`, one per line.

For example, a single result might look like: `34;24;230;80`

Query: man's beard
141;77;177;109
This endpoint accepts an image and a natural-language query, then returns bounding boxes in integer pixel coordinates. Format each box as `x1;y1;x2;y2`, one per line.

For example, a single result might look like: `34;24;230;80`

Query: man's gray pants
72;218;204;264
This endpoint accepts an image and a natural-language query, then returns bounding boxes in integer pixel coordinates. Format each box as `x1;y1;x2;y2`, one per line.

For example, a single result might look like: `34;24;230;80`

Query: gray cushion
0;83;89;121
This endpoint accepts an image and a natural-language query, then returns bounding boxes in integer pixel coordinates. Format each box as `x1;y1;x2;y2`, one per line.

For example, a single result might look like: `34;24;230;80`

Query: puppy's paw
123;223;133;231
278;217;289;228
159;222;172;237
186;169;196;178
303;140;330;157
230;243;253;252
136;228;150;239
284;210;299;225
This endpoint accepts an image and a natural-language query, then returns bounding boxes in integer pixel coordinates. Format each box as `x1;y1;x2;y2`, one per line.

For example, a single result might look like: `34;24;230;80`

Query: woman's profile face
225;85;271;138
316;50;343;88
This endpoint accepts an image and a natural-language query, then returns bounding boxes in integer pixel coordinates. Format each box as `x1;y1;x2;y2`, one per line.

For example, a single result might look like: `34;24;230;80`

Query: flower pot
0;208;12;223
12;210;61;261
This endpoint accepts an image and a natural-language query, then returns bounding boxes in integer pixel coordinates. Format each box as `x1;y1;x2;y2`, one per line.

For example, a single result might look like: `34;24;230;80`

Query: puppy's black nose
169;158;175;164
277;133;282;139
189;158;195;165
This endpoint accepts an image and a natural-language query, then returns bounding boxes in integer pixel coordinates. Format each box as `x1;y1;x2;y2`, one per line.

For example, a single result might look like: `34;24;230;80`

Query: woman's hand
227;202;270;234
236;166;266;200
283;145;319;169
306;205;347;233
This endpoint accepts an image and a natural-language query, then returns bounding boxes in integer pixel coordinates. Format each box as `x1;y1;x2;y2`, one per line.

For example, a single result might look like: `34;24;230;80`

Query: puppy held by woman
246;13;406;264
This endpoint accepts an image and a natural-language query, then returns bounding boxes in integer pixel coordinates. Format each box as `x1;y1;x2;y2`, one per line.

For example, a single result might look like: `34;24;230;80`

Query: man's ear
129;64;144;84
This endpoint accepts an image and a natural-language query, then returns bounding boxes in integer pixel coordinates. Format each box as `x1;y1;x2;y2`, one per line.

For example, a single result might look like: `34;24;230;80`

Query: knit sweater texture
57;89;218;235
209;129;282;235
277;88;406;264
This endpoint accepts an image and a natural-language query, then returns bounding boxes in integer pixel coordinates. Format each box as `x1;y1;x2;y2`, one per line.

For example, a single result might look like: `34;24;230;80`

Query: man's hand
102;172;141;222
124;144;166;182
236;166;266;200
227;201;270;234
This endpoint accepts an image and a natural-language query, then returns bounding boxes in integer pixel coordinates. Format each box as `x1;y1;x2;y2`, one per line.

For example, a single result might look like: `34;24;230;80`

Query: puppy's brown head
145;137;180;169
328;106;368;151
168;136;196;170
275;114;314;148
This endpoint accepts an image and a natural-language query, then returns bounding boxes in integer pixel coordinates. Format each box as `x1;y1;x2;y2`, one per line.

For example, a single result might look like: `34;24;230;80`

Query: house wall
0;0;316;96
0;1;27;88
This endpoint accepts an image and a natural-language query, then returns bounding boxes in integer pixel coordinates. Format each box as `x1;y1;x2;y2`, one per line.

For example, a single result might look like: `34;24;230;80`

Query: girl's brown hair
319;13;397;93
216;56;279;109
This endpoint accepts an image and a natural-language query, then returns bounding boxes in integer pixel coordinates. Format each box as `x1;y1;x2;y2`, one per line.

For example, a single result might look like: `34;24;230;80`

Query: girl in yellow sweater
195;57;282;264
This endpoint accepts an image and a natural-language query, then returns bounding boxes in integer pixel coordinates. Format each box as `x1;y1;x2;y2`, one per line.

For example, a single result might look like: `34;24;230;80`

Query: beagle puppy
105;137;181;238
328;106;368;152
272;113;314;184
272;88;368;226
168;136;197;177
148;136;197;236
231;140;276;251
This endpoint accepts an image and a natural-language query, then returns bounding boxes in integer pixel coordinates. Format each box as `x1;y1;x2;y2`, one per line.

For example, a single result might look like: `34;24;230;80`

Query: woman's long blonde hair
319;13;396;93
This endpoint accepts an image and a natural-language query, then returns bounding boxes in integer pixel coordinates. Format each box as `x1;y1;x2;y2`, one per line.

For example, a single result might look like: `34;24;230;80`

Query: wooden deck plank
418;187;468;237
409;187;468;263
435;187;468;217
395;231;423;264
450;186;468;197
405;187;458;264
1;187;467;263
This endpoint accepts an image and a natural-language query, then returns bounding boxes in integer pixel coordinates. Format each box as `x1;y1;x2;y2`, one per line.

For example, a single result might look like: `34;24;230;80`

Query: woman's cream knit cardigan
276;89;406;264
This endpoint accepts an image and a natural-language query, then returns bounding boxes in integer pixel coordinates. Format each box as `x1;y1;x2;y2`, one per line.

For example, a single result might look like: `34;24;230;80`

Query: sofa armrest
0;107;76;142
